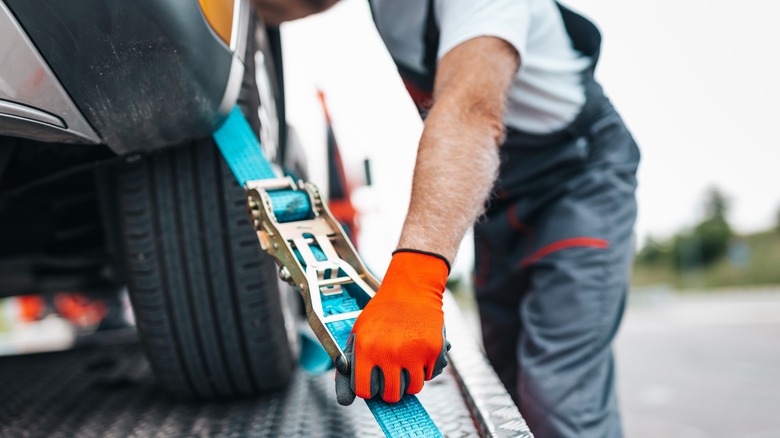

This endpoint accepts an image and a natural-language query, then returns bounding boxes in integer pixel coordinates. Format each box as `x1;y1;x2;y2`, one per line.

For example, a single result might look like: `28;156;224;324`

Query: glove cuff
393;248;451;274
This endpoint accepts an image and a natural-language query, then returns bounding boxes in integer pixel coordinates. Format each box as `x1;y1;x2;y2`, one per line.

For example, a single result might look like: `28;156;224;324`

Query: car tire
115;137;296;399
114;18;297;399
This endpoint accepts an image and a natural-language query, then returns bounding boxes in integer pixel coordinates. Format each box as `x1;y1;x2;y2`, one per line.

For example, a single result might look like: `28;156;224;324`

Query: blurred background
1;1;778;436
277;1;780;437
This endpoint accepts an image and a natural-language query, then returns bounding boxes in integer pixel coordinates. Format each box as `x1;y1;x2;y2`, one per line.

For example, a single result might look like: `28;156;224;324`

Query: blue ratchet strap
213;109;310;221
214;106;443;438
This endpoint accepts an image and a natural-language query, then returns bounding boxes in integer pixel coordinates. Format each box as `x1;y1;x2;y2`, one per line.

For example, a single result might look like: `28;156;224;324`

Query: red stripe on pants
520;237;609;268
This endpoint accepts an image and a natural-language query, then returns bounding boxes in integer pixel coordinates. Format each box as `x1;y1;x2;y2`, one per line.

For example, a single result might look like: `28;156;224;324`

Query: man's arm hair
251;0;339;25
397;36;520;262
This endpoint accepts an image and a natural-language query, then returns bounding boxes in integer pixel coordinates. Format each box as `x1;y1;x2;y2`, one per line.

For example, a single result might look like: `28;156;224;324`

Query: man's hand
335;250;450;405
251;0;339;26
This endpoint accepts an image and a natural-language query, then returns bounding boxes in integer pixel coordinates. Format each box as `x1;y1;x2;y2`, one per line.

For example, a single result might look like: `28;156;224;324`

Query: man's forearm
398;37;519;263
397;107;502;262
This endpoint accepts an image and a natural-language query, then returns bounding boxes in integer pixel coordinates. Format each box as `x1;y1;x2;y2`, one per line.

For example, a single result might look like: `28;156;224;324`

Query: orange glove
335;249;451;405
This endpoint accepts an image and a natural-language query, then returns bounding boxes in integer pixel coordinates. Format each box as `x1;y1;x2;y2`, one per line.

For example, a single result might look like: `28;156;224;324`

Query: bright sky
281;0;780;273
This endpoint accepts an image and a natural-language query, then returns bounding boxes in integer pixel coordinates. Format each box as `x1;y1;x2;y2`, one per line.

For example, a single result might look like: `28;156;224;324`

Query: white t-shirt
370;0;593;134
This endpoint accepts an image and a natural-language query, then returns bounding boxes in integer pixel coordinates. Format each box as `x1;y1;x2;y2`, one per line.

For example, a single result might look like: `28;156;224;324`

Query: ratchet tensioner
244;177;379;374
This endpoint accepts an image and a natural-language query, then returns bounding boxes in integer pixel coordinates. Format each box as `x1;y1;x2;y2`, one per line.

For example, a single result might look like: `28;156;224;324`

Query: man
254;1;639;436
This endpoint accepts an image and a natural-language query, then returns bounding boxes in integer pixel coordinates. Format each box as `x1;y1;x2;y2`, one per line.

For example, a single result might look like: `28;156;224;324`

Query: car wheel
114;17;298;399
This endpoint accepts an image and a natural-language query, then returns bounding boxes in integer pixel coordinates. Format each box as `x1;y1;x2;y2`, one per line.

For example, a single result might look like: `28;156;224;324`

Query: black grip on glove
335;328;450;406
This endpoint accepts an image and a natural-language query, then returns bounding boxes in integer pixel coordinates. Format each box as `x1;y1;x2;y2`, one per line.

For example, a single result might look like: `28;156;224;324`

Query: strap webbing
214;106;443;438
213;107;311;222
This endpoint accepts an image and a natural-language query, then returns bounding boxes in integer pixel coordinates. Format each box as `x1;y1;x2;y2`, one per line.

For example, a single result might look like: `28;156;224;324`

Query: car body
0;0;297;398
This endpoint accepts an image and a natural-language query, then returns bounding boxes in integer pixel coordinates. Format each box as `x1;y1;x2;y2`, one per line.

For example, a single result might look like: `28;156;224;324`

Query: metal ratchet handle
246;181;445;437
244;178;380;372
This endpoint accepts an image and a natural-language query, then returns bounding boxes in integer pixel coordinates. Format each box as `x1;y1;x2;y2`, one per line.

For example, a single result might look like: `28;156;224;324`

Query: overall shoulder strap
423;0;440;80
555;1;603;67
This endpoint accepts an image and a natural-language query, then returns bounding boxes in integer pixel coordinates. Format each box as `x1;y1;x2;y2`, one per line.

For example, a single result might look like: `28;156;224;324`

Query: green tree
674;187;732;270
635;236;671;266
704;186;729;220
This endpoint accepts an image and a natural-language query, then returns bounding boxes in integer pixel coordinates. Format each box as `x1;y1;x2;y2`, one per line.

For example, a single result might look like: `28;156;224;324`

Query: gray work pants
474;76;639;438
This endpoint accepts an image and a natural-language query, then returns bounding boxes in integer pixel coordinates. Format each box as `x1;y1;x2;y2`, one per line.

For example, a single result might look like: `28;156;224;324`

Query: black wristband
393;248;451;274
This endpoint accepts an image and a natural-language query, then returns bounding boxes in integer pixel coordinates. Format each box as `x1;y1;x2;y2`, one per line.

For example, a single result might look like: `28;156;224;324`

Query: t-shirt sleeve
435;0;531;65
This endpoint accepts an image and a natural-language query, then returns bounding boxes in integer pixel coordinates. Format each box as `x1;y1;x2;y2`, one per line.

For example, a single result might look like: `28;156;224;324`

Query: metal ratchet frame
244;177;380;370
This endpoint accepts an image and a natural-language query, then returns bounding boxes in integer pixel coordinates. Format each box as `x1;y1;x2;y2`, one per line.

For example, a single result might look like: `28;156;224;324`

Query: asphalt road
616;287;780;438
